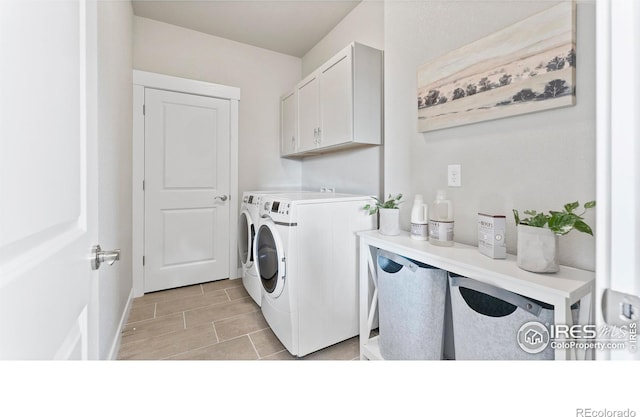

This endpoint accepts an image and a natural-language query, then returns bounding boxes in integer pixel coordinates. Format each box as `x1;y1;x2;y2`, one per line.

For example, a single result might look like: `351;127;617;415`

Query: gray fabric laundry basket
449;273;578;360
377;249;447;360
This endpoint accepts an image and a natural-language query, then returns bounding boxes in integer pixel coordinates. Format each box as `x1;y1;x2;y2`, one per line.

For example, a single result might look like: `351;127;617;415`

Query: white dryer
254;192;376;357
238;190;307;306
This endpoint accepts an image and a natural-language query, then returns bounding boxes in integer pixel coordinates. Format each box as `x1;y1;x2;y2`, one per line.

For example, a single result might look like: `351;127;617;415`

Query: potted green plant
513;200;595;273
364;193;404;236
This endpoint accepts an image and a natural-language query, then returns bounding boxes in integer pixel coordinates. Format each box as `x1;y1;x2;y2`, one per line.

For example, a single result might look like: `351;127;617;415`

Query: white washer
238;190;307;306
254;192;376;357
238;192;265;306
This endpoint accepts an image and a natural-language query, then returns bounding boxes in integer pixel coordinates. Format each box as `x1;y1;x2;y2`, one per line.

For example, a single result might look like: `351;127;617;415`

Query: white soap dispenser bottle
410;194;429;240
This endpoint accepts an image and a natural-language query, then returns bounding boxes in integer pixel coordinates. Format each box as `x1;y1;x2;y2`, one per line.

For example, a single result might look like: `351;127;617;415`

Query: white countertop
357;230;595;304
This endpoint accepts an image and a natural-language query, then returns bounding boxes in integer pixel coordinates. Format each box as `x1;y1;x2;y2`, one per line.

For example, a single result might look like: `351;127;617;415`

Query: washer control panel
261;199;291;216
243;194;261;209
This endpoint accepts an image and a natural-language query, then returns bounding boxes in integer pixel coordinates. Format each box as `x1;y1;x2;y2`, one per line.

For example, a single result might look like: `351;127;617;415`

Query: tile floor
117;278;360;360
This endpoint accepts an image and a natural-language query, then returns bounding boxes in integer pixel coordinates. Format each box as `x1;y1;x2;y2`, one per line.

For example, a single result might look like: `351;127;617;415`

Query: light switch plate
448;164;461;187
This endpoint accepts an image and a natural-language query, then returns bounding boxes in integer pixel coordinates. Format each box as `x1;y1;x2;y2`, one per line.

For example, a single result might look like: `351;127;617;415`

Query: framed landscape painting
417;2;576;132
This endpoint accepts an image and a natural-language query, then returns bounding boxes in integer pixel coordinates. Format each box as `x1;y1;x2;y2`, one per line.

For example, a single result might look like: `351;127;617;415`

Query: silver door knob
91;245;120;270
215;195;228;202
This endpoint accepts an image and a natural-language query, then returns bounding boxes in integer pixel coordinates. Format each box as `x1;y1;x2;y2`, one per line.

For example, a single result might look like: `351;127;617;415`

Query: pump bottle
429;190;454;246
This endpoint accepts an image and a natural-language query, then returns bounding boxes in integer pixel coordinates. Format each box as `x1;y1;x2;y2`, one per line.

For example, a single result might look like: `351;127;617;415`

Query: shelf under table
357;230;596;361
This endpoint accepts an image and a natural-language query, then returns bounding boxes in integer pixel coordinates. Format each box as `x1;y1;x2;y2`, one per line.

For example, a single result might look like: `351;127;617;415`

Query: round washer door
238;209;255;268
254;220;286;297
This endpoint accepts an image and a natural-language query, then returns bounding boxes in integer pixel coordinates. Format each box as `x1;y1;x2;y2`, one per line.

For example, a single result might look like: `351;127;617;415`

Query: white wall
133;17;302;196
96;0;133;359
301;0;385;78
299;0;385;196
384;0;596;271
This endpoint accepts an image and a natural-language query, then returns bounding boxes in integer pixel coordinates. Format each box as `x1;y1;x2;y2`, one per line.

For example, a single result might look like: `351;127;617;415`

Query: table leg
358;239;370;360
553;299;575;360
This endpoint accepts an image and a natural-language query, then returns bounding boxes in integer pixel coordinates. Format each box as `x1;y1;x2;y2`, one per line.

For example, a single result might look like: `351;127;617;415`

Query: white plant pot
516;225;559;273
378;208;400;236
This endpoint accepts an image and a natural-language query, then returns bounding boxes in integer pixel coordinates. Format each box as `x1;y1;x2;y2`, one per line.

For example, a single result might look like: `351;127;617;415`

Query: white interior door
144;88;230;293
0;0;98;359
596;0;640;360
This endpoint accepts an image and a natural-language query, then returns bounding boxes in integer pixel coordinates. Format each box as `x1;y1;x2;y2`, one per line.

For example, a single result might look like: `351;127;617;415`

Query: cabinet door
319;49;353;148
280;90;297;156
297;75;319;152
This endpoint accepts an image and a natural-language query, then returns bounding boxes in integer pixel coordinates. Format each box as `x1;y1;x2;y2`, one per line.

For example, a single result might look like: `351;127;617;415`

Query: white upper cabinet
296;75;320;153
280;42;383;157
319;50;353;148
280;89;298;156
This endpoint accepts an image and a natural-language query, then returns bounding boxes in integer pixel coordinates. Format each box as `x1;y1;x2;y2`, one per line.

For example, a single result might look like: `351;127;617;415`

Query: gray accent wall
384;0;596;271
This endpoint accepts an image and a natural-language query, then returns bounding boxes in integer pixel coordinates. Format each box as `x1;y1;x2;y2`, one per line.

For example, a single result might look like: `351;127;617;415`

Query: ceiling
131;0;362;57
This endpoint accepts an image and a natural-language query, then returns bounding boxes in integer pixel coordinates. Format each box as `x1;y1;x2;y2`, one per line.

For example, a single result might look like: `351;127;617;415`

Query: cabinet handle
317;127;321;145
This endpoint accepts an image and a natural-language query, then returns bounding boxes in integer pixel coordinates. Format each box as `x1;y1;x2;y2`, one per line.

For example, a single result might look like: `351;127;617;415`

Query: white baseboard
107;288;134;360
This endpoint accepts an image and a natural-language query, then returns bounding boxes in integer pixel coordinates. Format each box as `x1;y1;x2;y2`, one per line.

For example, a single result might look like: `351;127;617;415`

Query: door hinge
142;180;145;191
142;256;145;266
142;104;145;115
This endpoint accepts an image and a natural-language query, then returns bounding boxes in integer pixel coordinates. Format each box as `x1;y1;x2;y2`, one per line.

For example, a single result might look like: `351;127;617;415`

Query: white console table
357;230;596;361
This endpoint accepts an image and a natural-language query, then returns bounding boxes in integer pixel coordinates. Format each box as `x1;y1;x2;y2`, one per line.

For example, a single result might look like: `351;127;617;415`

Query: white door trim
132;70;240;297
595;0;640;360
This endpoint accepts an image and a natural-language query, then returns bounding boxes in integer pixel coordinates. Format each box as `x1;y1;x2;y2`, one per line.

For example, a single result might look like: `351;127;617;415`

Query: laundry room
125;0;599;359
1;0;638;414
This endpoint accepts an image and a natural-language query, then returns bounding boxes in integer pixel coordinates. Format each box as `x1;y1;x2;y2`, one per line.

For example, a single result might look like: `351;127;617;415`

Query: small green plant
513;200;596;236
363;193;403;215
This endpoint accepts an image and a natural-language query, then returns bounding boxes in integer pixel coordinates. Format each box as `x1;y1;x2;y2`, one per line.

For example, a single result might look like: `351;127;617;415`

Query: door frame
595;0;639;360
132;70;240;297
